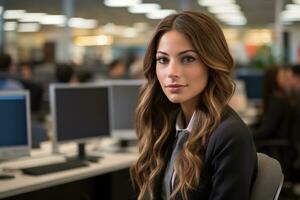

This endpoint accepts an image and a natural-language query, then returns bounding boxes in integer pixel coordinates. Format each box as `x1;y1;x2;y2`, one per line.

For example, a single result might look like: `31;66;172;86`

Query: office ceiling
1;0;295;28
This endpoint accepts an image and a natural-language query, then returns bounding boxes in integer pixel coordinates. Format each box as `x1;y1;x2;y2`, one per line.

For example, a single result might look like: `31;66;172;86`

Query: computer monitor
104;80;143;151
49;84;110;161
0;91;31;161
109;80;144;136
235;69;263;105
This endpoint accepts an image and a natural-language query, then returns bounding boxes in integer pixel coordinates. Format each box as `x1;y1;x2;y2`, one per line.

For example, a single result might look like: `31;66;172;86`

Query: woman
252;66;295;179
131;11;257;200
254;67;294;140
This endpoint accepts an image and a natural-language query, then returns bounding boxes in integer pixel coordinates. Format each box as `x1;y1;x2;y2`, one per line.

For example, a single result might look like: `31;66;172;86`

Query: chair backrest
250;153;284;200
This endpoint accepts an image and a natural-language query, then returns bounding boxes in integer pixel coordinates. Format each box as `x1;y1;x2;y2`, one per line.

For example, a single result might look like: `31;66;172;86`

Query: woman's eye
157;57;168;64
182;56;195;63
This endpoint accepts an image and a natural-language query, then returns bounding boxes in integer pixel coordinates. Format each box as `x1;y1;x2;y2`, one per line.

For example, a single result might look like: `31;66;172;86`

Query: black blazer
253;94;294;140
152;106;257;200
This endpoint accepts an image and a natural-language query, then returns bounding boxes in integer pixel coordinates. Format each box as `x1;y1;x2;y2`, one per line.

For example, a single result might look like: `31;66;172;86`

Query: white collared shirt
175;111;196;134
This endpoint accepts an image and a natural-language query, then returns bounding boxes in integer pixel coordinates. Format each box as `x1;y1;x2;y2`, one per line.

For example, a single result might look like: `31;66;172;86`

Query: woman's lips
165;84;187;93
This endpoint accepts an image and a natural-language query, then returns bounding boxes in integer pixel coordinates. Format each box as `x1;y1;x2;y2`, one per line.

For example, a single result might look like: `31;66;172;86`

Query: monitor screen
0;91;31;160
110;82;142;130
50;84;110;143
105;80;144;140
235;69;263;102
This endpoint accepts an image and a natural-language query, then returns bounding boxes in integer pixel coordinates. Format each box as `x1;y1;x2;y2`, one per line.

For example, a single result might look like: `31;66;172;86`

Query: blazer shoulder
207;106;254;155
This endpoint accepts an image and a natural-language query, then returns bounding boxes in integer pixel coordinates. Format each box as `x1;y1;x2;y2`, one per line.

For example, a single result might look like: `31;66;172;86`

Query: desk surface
0;151;137;199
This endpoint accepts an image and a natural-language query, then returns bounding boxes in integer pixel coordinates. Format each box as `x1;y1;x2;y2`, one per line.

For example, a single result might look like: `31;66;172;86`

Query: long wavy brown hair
130;11;235;200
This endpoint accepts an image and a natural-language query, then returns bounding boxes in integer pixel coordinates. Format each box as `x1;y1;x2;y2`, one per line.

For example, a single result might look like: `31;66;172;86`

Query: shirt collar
175;111;196;134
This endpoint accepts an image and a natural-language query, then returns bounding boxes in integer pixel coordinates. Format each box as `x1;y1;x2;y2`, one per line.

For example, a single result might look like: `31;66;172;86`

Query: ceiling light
69;18;98;29
4;10;26;19
18;23;40;32
104;0;141;7
280;7;300;21
128;3;160;14
281;10;300;18
19;13;46;22
225;21;247;26
40;15;66;25
217;14;247;25
217;13;246;20
198;0;235;7
146;9;176;19
293;0;300;4
96;35;113;45
208;4;241;14
4;22;17;31
74;35;113;46
221;17;247;23
286;4;300;10
281;12;300;21
282;18;300;22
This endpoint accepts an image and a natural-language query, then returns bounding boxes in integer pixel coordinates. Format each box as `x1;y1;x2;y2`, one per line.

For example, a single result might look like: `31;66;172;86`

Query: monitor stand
0;174;15;180
113;138;137;153
0;161;15;180
66;143;102;163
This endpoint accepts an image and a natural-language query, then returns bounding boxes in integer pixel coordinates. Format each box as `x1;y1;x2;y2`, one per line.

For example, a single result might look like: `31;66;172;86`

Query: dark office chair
21;80;44;112
250;153;284;200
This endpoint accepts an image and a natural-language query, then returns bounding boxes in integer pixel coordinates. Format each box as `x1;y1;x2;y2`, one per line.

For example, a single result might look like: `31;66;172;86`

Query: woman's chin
166;96;182;104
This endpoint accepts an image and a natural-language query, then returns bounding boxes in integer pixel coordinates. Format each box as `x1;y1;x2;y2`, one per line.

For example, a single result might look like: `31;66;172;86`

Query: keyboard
21;160;89;176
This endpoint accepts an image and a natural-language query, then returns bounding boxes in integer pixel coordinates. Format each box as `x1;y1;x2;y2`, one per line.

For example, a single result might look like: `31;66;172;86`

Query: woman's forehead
157;31;194;52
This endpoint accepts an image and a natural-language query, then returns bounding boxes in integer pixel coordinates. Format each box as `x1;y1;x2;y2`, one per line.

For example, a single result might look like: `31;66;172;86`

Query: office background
0;0;300;200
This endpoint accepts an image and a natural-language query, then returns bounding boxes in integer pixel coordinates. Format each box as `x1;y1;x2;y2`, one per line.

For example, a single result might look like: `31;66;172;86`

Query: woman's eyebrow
156;51;168;55
178;50;197;55
156;50;197;56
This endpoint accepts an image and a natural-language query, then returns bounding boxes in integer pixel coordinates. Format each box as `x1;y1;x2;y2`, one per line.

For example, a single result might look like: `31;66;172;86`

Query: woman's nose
167;61;180;78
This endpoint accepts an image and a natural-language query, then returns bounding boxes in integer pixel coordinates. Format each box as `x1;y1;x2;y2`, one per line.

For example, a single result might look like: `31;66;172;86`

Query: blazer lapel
153;134;176;199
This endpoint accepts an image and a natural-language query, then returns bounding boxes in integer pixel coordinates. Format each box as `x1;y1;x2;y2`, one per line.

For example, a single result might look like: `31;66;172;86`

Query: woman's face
156;30;208;109
277;69;293;92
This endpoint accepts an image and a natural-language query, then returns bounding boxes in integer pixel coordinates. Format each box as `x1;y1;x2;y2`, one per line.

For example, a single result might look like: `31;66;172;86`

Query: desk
0;150;137;200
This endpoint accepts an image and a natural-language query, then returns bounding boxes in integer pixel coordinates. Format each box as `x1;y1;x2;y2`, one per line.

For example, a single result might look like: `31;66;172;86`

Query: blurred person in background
55;63;79;83
253;66;294;140
128;55;144;79
18;62;44;114
76;70;93;83
290;64;300;172
19;61;48;148
33;61;55;86
291;64;300;95
0;53;23;90
253;66;297;180
20;62;34;81
277;66;294;95
107;58;129;79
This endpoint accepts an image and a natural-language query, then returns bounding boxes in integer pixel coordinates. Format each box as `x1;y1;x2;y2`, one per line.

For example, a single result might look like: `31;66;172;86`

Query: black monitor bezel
49;83;111;148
